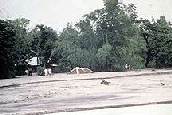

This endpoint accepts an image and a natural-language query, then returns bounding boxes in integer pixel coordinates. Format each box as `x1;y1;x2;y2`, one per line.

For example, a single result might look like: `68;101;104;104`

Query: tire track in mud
47;100;172;113
1;71;172;89
0;80;66;89
76;71;172;81
25;100;172;114
0;83;20;89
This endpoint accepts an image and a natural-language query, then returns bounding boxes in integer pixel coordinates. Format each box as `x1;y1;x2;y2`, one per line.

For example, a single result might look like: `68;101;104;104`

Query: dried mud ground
1;69;172;115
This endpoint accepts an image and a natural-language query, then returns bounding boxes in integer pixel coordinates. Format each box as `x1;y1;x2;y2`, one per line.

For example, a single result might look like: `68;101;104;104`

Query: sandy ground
0;69;172;115
49;104;172;115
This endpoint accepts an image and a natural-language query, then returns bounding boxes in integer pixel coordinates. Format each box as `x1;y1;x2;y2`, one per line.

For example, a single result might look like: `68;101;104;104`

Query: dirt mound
70;67;93;74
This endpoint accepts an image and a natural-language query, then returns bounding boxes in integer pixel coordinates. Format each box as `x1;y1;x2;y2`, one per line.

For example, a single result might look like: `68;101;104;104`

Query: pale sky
0;0;104;30
0;0;172;31
123;0;172;21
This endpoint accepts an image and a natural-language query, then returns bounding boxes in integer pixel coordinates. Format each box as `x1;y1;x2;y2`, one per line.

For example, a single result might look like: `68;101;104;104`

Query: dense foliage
1;0;172;79
30;24;58;66
52;0;146;71
0;20;16;79
9;18;32;75
141;17;172;68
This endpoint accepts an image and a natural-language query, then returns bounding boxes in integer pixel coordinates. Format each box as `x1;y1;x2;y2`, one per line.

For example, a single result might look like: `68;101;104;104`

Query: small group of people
125;64;131;71
25;65;33;76
44;68;52;76
25;64;52;76
44;61;52;76
26;67;52;76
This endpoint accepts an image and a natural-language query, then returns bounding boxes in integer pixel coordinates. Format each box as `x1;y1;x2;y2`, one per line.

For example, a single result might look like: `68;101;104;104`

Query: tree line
1;0;172;79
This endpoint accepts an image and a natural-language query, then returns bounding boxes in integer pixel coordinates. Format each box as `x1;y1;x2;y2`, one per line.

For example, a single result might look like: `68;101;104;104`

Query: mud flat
0;69;172;114
49;104;172;115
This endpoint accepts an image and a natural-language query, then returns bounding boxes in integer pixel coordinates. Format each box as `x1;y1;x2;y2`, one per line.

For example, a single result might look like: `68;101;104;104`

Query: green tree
31;24;58;67
9;18;32;75
51;24;80;71
75;18;99;70
85;1;145;71
75;18;98;50
96;43;112;71
0;20;16;79
52;0;145;72
67;48;91;68
103;0;118;12
141;17;172;68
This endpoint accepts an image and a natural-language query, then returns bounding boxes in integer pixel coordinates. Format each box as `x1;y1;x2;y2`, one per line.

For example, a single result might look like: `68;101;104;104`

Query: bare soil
0;69;172;115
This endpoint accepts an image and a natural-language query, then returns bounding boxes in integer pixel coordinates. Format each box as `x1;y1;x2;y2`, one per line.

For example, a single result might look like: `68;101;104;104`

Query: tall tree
85;0;145;71
141;17;172;68
9;18;32;75
31;24;58;67
96;43;112;71
103;0;118;12
0;20;16;79
52;24;80;71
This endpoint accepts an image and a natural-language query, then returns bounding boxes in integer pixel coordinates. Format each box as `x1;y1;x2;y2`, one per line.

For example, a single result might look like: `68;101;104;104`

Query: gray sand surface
0;69;172;114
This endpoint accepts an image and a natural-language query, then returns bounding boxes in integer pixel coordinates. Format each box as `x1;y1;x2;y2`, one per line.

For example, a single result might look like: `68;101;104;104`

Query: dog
101;79;110;85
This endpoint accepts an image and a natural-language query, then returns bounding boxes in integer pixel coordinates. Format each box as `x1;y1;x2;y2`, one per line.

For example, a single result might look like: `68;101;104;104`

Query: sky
0;0;172;31
0;0;104;30
123;0;172;21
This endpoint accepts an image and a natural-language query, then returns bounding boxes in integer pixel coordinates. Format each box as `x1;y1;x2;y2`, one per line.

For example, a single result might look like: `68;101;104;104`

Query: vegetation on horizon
1;0;172;79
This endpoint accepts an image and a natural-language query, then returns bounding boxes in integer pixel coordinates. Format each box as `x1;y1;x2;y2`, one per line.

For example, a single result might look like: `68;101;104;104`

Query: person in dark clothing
28;65;32;76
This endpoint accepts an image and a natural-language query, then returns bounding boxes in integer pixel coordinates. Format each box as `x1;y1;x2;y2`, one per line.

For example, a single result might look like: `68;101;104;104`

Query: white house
26;57;41;66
